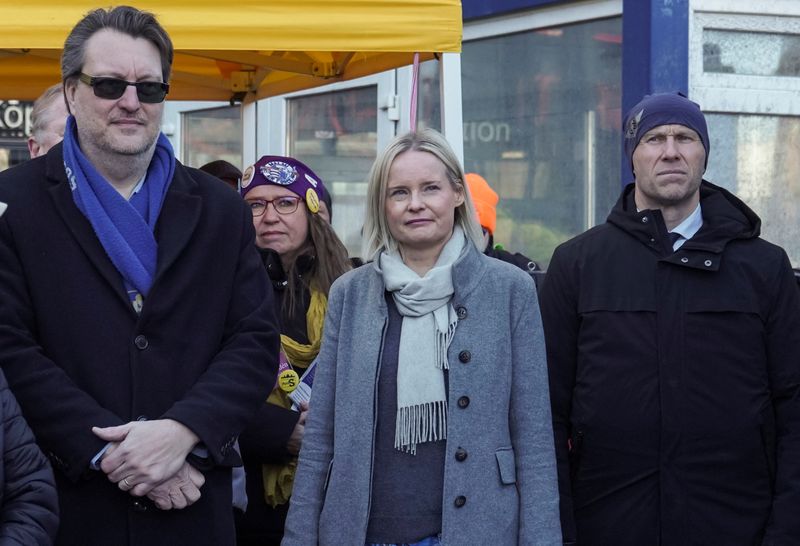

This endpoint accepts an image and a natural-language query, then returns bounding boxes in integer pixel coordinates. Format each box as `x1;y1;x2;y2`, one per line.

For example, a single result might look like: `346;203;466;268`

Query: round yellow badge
305;188;320;214
240;165;255;189
278;369;300;393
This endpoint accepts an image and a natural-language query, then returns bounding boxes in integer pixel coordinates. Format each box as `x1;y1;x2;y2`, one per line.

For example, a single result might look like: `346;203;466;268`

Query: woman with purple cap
235;156;350;545
282;129;561;545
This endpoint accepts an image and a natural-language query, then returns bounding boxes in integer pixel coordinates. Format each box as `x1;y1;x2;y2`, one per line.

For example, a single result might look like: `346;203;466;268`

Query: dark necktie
668;231;682;250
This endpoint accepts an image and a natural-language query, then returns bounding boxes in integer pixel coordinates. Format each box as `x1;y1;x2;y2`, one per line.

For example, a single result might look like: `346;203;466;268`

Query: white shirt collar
669;203;703;250
128;175;147;200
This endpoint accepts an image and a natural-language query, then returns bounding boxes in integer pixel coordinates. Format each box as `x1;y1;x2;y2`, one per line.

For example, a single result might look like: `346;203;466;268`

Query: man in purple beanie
540;92;800;545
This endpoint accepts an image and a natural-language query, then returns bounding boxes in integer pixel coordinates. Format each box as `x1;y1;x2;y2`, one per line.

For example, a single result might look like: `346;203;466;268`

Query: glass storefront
287;86;378;256
0;100;34;171
181;105;242;170
703;29;800;78
692;6;800;266
416;59;442;132
705;113;800;265
461;16;623;265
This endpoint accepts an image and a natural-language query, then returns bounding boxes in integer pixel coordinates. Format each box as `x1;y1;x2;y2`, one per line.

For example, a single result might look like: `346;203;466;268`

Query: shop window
461;15;622;265
287;87;378;256
181;105;242;170
416;59;442;132
691;4;800;265
0;100;34;171
706;113;800;264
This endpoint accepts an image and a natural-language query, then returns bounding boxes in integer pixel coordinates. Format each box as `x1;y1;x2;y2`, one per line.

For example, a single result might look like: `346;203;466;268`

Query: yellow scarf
262;288;327;507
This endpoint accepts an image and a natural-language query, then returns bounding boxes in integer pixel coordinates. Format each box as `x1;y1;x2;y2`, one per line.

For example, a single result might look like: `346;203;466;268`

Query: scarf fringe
435;319;457;370
395;400;448;455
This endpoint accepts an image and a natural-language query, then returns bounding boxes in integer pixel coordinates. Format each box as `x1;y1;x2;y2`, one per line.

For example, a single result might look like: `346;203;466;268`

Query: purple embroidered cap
623;91;710;169
239;155;328;215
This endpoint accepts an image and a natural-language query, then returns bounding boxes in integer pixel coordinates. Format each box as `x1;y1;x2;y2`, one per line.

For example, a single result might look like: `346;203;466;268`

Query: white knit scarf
378;227;466;454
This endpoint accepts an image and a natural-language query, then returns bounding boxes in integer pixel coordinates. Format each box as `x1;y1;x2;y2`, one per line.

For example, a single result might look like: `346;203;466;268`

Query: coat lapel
45;147;133;312
153;166;202;283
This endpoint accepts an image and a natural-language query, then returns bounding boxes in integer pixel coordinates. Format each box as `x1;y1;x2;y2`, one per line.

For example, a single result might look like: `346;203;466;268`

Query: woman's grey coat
282;243;561;545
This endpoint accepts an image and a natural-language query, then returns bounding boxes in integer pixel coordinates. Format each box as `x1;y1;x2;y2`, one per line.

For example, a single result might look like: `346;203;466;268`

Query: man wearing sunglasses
0;6;279;546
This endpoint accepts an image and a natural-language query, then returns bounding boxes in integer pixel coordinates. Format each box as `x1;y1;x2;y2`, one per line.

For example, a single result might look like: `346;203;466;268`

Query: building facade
4;0;799;266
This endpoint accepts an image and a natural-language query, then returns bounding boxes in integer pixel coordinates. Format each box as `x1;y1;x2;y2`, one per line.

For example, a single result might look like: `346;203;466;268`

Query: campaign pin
305;188;320;214
240;165;255;189
278;369;300;393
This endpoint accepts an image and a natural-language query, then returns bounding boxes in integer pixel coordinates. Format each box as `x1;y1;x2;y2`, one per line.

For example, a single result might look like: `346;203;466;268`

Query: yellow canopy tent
0;0;462;101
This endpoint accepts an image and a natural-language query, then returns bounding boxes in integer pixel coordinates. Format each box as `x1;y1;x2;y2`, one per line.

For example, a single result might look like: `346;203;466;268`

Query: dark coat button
134;335;149;350
454;495;467;507
458;350;471;363
457;396;470;409
455;447;468;462
131;499;148;512
456;306;467;320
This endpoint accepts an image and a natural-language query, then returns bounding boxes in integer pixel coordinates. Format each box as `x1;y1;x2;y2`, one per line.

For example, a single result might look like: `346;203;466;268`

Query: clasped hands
92;419;205;510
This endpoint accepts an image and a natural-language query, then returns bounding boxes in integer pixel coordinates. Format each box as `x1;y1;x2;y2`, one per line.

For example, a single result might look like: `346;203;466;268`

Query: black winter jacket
540;181;800;546
485;245;545;290
0;370;59;544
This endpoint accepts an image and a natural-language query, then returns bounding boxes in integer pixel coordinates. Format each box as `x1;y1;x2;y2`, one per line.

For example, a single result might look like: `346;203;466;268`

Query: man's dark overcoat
0;144;279;545
540;181;800;545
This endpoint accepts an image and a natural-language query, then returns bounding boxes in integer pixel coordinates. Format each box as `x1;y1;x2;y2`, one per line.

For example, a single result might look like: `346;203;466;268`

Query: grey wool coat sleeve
282;243;562;545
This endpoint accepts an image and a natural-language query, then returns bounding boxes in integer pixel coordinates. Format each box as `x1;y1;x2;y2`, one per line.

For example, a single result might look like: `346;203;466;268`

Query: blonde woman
283;129;561;545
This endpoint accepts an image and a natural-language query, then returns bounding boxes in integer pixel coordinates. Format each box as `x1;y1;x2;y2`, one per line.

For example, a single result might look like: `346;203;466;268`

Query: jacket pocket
569;429;584;482
495;447;516;485
760;409;776;489
323;458;334;492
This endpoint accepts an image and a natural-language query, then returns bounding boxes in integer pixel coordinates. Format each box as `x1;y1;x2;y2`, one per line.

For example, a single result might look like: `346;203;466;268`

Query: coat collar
607;180;760;271
44;143;201;314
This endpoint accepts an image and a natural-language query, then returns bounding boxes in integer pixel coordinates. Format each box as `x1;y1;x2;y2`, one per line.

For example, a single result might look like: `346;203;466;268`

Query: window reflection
706;113;800;265
461;17;622;266
416;60;442;132
703;29;800;77
182;106;242;171
288;87;378;257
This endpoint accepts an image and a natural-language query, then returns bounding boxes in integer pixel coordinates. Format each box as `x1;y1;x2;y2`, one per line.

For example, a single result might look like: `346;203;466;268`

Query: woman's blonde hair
361;128;484;261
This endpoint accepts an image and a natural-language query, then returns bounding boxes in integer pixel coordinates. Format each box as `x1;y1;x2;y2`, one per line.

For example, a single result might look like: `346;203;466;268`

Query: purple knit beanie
239;155;328;215
623;92;710;169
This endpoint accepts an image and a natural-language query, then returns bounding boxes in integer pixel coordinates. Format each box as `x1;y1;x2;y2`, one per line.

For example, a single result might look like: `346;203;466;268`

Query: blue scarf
62;115;175;311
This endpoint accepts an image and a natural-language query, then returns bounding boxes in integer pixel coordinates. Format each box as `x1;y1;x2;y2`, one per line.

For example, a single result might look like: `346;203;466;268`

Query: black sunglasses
78;73;169;103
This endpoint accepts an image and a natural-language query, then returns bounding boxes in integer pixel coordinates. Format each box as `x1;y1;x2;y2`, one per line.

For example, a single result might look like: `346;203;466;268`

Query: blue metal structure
461;0;692;186
463;0;563;20
621;0;689;183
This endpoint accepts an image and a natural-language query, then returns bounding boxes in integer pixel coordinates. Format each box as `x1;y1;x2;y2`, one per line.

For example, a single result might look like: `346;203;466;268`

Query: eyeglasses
78;73;169;104
247;196;302;217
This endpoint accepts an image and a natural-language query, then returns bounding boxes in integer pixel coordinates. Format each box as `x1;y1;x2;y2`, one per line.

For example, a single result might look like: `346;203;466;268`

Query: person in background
27;83;68;159
200;159;241;191
282;128;561;545
0;201;59;544
540;92;800;545
236;155;351;546
0;6;279;545
318;188;332;224
464;172;544;288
